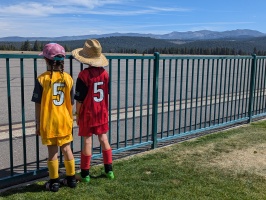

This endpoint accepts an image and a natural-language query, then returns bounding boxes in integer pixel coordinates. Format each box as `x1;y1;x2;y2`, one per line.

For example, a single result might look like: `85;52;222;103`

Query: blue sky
0;0;266;37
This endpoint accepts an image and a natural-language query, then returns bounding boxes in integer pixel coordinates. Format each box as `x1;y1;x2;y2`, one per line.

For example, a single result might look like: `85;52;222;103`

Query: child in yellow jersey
31;43;76;192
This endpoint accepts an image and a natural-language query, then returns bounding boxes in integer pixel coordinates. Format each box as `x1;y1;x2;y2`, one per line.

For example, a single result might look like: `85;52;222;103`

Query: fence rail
1;53;266;189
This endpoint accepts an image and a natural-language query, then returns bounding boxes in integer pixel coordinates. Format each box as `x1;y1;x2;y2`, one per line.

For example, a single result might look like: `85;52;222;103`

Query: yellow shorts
41;134;73;146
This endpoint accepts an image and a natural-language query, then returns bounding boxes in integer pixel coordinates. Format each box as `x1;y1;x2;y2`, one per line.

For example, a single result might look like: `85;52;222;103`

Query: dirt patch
209;143;266;176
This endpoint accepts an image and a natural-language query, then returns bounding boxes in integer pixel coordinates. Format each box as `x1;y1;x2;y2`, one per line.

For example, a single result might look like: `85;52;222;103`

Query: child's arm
76;101;82;126
35;103;41;135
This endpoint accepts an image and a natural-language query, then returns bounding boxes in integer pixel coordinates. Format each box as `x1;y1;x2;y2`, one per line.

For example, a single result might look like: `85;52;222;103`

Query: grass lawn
1;120;266;200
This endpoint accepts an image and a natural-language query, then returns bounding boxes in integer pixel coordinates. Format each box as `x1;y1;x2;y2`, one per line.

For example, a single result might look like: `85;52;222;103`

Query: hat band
54;57;64;61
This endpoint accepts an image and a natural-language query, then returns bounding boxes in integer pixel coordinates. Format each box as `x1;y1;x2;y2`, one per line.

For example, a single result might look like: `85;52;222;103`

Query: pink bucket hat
39;43;66;60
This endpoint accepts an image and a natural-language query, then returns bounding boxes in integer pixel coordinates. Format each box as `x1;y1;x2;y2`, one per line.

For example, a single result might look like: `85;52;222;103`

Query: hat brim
72;48;108;67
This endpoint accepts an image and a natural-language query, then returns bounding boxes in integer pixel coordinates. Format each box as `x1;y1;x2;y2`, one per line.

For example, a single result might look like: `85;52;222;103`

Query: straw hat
72;39;108;67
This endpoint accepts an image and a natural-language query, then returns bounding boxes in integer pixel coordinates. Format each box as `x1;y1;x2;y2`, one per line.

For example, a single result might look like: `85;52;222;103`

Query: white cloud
0;0;190;17
52;0;123;8
0;21;12;32
0;0;264;38
0;3;56;16
0;1;118;16
149;7;192;12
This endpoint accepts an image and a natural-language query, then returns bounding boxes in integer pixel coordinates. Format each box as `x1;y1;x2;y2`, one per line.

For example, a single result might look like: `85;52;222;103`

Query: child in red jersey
31;43;77;192
72;39;114;182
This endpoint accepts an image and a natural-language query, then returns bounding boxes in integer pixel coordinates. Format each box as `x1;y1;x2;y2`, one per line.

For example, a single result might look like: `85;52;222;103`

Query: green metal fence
0;53;266;189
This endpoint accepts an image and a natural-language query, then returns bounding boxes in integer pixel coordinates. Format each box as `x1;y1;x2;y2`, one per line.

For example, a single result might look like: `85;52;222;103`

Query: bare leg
47;145;58;161
76;136;92;181
82;136;92;155
46;145;60;185
60;143;74;161
98;133;113;177
98;133;111;150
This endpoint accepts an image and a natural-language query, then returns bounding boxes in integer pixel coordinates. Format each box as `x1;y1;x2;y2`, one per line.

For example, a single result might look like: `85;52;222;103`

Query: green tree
64;45;70;52
33;40;41;51
21;40;31;51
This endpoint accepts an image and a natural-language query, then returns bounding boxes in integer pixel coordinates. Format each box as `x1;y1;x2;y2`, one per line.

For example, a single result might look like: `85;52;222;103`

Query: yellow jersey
32;71;74;138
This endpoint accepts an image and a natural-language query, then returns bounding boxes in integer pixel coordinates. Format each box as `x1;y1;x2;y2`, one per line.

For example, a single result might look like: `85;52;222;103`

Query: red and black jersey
74;67;109;129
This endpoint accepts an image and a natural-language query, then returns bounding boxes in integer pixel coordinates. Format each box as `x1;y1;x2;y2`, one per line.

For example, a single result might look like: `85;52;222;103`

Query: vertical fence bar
69;57;74;151
125;59;128;146
238;59;243;118
69;57;73;77
79;62;84;152
199;59;205;128
245;59;251;117
230;60;236;121
160;60;166;138
258;59;263;113
258;59;264;113
242;59;248;118
252;59;258;114
262;59;266;113
195;59;200;129
234;59;239;120
132;59;136;145
33;58;40;169
146;59;151;141
117;59;121;148
254;59;261;114
184;59;189;132
6;58;14;176
178;59;184;133
204;59;210;127
222;59;228;123
190;59;195;131
209;59;215;126
173;59;178;134
218;59;223;124
151;52;159;149
167;59;172;136
214;59;219;125
140;59;144;142
226;60;232;122
248;54;257;122
108;59;112;144
20;58;27;173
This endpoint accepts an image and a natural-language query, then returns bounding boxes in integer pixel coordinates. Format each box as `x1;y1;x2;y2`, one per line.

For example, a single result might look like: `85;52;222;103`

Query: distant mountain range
0;29;265;42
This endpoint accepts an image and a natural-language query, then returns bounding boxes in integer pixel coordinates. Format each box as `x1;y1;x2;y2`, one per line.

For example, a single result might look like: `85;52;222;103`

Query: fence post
248;54;257;123
151;52;160;149
6;58;14;176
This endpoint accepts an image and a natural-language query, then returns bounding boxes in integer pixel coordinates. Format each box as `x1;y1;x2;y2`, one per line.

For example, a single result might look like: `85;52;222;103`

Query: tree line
0;39;265;56
140;47;266;56
0;40;70;52
105;47;265;56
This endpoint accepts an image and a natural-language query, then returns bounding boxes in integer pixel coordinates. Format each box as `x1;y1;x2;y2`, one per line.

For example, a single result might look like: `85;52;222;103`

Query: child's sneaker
45;180;60;192
75;172;90;183
60;175;77;188
105;171;115;180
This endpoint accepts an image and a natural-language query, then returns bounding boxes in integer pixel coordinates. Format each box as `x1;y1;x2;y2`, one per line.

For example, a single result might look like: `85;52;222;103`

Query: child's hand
76;116;79;126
